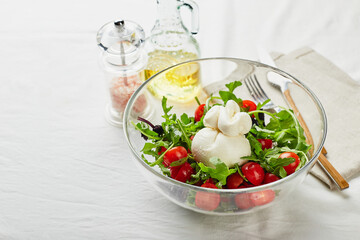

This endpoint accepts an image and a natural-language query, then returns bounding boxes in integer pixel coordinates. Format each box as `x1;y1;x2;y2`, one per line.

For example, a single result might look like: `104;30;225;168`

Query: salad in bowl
123;58;326;215
133;80;311;211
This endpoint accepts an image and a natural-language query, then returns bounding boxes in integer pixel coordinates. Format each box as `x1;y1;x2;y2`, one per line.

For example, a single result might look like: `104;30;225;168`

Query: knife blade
257;46;291;92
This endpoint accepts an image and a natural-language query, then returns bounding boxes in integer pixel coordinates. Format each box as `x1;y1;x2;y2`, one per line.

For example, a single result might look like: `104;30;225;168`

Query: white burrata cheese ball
191;128;251;168
191;100;252;168
203;100;252;136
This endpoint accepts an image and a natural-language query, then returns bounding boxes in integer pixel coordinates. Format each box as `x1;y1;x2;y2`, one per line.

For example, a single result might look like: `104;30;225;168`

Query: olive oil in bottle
144;0;201;102
144;50;200;102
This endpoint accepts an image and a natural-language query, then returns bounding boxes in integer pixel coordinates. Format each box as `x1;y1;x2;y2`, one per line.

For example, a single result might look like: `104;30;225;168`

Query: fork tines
244;75;270;103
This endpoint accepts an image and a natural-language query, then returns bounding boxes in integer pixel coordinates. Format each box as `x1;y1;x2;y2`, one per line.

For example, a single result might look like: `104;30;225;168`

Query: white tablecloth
1;0;359;239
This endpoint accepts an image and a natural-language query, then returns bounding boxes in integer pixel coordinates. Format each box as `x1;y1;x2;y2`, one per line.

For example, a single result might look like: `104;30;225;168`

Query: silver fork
244;74;281;113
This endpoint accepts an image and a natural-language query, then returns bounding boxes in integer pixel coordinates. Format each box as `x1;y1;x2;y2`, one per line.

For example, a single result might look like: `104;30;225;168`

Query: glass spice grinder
97;20;149;127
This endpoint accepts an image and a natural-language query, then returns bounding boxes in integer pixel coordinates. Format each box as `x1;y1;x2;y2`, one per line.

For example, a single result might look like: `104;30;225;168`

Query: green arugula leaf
278;167;288;178
167;125;182;145
186;119;204;133
177;119;192;150
158;163;171;177
141;142;156;152
247;134;263;156
257;99;271;110
132;122;161;140
241;155;259;162
296;141;312;154
141;154;151;165
265;117;281;130
170;157;188;167
162;96;173;116
198;157;237;186
268;157;294;168
225;81;242;93
263;148;282;158
180;113;191;124
254;125;275;134
154;140;170;149
219;91;241;105
144;151;159;158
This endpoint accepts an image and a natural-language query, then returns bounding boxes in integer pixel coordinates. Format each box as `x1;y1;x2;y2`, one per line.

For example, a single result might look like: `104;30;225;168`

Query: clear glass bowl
123;58;327;215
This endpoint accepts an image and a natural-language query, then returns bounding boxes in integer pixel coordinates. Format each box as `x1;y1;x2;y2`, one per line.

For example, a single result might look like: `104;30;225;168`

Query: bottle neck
154;0;183;29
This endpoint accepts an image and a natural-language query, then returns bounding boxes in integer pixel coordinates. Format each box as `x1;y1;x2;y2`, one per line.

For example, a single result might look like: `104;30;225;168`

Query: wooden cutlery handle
283;90;314;153
321;147;327;155
318;153;349;189
283;89;349;190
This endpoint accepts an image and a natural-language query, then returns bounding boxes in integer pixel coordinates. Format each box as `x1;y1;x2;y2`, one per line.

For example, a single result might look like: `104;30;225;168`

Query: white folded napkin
271;47;360;189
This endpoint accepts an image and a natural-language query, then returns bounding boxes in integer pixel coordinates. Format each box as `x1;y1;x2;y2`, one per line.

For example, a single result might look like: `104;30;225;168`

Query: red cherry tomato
190;135;194;141
239;181;255;188
169;165;181;179
202;181;216;188
241;100;257;112
195;182;220;211
163;146;188;167
226;172;244;189
158;146;167;155
194;104;205;122
257;139;273;150
205;178;215;185
263;173;280;184
241;162;265;186
279;152;301;175
174;162;194;183
250;190;275;206
234;193;254;210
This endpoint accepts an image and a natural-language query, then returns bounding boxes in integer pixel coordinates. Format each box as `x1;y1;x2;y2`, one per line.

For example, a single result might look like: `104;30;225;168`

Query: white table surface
1;0;360;239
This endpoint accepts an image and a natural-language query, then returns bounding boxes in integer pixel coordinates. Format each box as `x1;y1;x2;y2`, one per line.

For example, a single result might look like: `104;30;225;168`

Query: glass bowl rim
123;57;327;193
